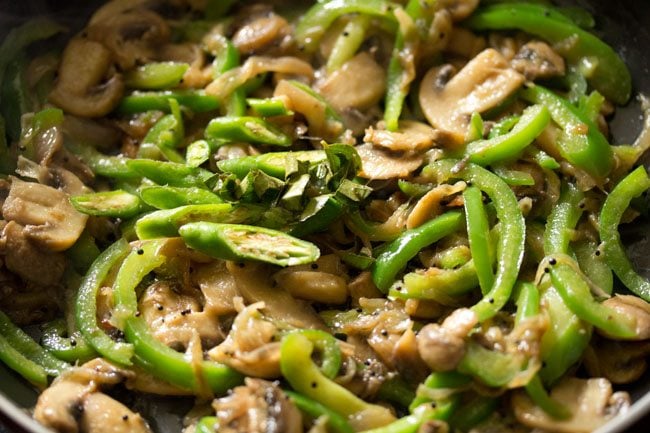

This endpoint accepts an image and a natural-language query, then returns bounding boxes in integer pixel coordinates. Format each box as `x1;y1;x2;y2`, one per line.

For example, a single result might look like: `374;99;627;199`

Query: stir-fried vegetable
0;1;648;433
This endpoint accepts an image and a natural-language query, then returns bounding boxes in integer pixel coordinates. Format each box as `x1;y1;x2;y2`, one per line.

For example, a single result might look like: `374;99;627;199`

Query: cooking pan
0;0;649;432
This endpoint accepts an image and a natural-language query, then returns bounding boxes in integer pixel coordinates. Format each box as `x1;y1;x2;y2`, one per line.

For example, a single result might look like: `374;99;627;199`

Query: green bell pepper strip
466;3;631;105
599;165;650;301
285;391;354;433
515;282;571;420
543;182;584;256
372;211;464;293
0;332;48;387
0;310;69;379
295;0;397;53
65;230;101;275
465;105;550;166
574;239;613;295
492;165;535;186
41;319;97;364
409;371;470;412
117;90;220;115
358;405;450;433
464;186;494;295
76;239;134;366
391;259;480;303
138;99;185;162
377;377;416;409
217;150;328;179
436;245;472;270
135;203;243;239
71;190;145;219
457;340;528;388
423;160;526;321
488;115;519;139
520;85;614;179
139;186;223;209
526;146;561;170
247;97;294;117
180;222;320;267
125;62;189;90
397;180;431;199
195;416;218;433
384;0;432;131
126;159;213;188
283;330;342;380
546;255;636;339
210;36;246;117
65;141;139;180
326;14;371;73
280;332;391;421
449;396;498;432
538;285;591;386
205;116;292;147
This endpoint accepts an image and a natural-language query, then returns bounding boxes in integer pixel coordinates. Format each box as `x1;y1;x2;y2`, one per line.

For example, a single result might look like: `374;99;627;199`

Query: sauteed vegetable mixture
1;0;650;432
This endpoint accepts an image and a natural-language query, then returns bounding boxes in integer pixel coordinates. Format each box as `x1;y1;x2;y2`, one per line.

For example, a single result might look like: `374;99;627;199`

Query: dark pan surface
0;0;649;432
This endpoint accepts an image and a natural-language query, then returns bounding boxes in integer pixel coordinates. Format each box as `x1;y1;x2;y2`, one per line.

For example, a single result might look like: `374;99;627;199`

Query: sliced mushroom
231;8;291;55
417;308;478;372
35;359;151;433
445;27;486;60
512;377;630;433
212;378;303;433
86;8;170;70
511;41;566;81
419;48;525;145
600;295;650;340
364;120;441;153
317;52;386;112
436;0;480;21
406;181;466;229
356;143;424;180
273;255;349;304
2;177;87;252
584;338;650;384
226;261;327;331
0;221;65;286
49;38;124;118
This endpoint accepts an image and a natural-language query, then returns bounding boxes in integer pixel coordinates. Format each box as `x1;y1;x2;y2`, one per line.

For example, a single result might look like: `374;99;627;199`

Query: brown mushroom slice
356;144;423;180
2;178;87;252
49;38;124;118
232;10;291;55
80;393;152;433
364;120;441;153
34;381;91;433
1;221;65;286
406;181;466;229
212;378;303;433
86;8;170;70
512;377;630;433
419;48;525;145
416;308;478;372
226;261;327;331
511;41;566;81
317;52;386;112
437;0;480;21
584;338;650;384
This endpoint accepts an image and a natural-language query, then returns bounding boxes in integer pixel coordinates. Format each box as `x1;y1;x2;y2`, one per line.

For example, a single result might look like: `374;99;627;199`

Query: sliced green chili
139;186;223;209
118;90;220;115
205;116;292;147
180;222;320;267
71;190;144;219
135;203;241;239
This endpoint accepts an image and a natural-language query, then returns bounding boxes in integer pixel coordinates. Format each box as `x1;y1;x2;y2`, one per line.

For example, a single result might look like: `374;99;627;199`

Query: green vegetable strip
295;0;397;53
326;15;371;73
520;84;614;179
76;239;134;366
449;396;498;432
285;391;355;433
358;405;450;433
599;166;650;301
465;104;550;165
372;211;464;292
409;371;470;412
125;62;189;90
40;319;96;364
393;259;480;302
0;311;68;376
139;186;223;210
71;190;144;219
0;333;48;387
135;204;236;239
466;2;631;104
424;160;526;321
543;182;584;256
205;116;292;147
463;186;494;295
112;240;243;394
280;333;388;418
179;222;320;267
195;417;218;433
117;90;220;115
